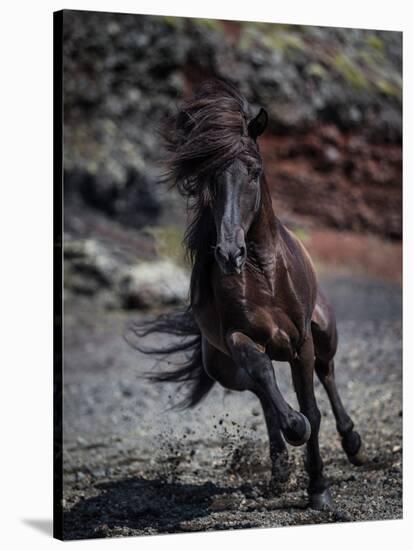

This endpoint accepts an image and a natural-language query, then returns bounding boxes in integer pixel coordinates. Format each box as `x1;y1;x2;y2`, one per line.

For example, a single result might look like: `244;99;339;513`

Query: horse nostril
215;245;227;262
230;246;245;268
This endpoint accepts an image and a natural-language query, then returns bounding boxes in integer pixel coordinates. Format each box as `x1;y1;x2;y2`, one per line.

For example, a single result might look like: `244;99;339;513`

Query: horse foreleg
315;358;366;466
202;338;290;489
260;394;291;490
226;331;311;447
290;336;333;510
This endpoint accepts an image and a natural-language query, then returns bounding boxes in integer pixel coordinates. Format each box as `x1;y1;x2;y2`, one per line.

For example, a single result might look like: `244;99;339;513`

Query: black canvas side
53;9;64;542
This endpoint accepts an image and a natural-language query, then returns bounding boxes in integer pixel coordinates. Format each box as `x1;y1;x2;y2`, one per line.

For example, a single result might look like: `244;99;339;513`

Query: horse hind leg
315;357;367;466
312;294;366;466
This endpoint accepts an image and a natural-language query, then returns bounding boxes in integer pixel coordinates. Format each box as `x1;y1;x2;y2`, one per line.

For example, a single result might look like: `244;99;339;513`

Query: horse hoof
284;414;311;447
309;488;334;511
348;442;368;466
342;432;367;466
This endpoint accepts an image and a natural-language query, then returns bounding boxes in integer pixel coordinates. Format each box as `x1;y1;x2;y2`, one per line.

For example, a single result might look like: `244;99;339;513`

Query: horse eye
250;172;261;183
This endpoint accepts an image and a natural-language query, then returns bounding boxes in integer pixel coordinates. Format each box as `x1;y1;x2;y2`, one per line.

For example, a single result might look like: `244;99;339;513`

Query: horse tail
128;308;215;409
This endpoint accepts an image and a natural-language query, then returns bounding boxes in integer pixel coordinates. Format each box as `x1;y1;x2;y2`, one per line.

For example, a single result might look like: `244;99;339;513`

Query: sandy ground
62;272;402;540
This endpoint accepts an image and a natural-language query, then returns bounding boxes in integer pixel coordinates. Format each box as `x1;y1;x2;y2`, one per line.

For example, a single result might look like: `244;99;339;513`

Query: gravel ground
62;273;402;540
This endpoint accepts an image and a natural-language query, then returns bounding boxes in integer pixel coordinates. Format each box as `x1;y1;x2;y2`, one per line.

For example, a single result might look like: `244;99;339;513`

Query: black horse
133;80;366;509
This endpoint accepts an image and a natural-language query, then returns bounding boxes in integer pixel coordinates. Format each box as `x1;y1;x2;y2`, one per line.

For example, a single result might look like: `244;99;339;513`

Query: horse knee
314;357;333;380
227;332;264;360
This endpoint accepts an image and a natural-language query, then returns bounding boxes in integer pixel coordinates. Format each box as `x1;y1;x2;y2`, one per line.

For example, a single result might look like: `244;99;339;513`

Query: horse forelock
162;79;260;196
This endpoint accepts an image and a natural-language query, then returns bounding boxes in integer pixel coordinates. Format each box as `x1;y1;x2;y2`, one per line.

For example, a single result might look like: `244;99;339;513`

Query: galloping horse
135;80;365;509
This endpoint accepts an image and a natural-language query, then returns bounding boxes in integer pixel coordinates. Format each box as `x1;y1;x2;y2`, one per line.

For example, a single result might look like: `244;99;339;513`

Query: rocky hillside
63;10;402;238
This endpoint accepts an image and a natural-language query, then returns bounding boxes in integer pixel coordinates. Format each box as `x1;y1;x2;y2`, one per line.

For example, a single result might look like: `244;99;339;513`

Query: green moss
306;62;326;78
238;27;259;50
262;29;304;52
375;78;402;100
366;34;384;51
238;23;304;53
147;225;187;267
332;54;369;90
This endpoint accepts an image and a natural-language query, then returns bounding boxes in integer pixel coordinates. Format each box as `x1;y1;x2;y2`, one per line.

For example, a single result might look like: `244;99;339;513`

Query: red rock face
260;126;402;240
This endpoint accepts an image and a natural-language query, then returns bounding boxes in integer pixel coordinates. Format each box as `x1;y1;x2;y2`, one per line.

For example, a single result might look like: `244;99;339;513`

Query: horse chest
193;267;301;360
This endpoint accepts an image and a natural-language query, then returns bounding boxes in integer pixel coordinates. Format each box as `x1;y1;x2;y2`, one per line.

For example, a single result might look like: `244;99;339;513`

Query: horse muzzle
215;242;246;275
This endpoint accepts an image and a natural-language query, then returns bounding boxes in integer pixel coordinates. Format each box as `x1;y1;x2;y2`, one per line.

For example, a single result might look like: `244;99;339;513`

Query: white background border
0;1;410;548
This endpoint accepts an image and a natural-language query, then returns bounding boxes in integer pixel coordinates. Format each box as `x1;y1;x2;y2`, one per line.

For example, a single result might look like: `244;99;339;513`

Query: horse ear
248;108;268;140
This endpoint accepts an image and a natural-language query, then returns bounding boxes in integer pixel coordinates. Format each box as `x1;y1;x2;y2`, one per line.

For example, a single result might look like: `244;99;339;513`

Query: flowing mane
162;79;260;195
162;80;262;283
